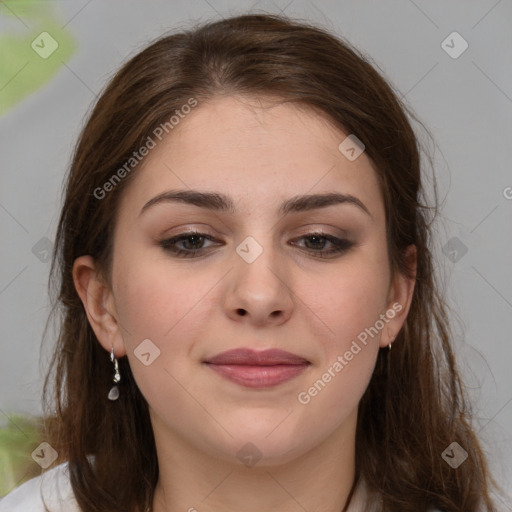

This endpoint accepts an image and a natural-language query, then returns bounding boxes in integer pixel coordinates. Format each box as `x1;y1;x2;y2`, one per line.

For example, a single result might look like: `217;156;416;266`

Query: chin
201;421;317;468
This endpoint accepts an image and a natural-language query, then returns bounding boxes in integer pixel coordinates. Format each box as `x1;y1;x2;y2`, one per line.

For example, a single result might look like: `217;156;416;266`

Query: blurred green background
0;414;44;497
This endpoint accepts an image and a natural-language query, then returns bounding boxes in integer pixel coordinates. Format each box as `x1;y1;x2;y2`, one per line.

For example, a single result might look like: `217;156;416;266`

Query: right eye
159;231;220;258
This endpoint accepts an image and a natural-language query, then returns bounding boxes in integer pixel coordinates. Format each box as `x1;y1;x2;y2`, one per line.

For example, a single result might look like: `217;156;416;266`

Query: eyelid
158;226;349;246
160;223;349;240
291;224;349;239
158;231;218;249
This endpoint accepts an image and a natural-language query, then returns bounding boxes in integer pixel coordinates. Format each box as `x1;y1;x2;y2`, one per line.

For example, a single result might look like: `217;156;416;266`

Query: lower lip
204;363;309;388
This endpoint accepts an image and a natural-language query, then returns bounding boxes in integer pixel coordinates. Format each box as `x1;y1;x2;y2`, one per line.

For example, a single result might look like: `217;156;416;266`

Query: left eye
159;231;354;259
289;233;355;258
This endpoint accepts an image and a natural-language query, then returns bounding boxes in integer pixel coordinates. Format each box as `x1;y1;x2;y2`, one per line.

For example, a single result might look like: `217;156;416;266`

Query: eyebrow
139;189;372;219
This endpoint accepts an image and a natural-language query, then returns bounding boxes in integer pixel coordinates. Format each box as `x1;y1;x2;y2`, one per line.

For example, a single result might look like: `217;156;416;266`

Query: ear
379;244;417;348
72;255;126;357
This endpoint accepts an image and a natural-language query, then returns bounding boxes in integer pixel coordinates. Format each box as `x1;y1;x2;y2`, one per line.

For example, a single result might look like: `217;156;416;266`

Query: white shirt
0;463;80;512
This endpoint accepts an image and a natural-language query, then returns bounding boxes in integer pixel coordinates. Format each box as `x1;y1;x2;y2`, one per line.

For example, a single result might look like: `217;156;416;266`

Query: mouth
202;348;311;388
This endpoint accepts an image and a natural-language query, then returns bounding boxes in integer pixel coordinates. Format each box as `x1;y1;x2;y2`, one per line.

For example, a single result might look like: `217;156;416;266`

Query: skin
73;95;416;512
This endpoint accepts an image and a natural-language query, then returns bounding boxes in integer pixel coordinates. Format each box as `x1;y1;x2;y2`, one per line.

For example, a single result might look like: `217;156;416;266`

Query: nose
223;239;294;327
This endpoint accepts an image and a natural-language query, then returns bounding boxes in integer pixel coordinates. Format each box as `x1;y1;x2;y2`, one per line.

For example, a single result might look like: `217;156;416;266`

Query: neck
150;409;362;512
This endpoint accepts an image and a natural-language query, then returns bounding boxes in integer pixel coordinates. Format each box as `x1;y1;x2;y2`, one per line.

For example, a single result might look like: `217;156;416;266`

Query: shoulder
0;462;80;512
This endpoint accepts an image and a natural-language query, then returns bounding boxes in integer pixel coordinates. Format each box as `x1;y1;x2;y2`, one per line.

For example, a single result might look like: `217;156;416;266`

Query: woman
0;12;503;512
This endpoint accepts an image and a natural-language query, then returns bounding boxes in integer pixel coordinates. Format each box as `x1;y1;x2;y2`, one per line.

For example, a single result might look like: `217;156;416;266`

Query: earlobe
72;255;126;356
381;244;417;348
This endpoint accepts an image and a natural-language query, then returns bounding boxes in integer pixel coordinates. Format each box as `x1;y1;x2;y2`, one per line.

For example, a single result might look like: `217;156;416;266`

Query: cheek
310;256;390;349
294;254;388;412
110;256;214;410
109;255;207;404
112;251;210;343
294;260;387;410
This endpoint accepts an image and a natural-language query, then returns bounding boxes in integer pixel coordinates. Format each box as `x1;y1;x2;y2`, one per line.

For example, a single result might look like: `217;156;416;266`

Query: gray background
1;0;511;501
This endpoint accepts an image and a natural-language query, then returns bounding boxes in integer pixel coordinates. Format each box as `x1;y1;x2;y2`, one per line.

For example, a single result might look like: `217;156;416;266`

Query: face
76;95;414;467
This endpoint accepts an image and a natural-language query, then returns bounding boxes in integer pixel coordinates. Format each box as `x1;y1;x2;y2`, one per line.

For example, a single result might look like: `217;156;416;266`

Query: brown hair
43;12;499;512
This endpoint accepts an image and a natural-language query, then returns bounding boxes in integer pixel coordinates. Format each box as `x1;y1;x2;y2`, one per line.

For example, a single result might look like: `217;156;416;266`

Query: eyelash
158;230;355;259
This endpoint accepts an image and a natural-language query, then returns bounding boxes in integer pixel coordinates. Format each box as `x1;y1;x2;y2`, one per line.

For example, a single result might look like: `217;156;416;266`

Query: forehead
116;95;385;221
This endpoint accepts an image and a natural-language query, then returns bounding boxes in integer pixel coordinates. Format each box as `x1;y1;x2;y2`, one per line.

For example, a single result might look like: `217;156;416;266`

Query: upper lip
203;348;310;366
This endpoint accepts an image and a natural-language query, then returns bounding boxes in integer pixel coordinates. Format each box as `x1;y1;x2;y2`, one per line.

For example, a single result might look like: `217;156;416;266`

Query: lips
203;348;310;388
204;348;310;366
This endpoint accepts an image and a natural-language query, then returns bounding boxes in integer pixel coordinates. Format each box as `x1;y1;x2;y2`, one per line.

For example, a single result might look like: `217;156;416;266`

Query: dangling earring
388;329;395;351
108;345;121;401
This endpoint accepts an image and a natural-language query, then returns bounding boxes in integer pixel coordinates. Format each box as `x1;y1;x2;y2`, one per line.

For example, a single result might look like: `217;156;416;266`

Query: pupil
307;235;325;249
186;235;202;249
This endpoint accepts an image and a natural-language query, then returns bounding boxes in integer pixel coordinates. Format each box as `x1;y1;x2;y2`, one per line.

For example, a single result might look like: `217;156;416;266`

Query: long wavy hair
42;12;499;512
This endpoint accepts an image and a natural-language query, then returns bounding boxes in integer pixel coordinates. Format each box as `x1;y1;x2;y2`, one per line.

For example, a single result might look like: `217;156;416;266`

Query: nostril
236;309;247;316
